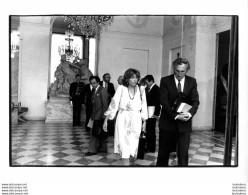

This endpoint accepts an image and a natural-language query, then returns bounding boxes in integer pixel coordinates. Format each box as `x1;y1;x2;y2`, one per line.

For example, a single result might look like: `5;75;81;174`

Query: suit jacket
84;83;93;115
159;74;200;132
69;82;85;103
145;84;161;116
91;86;109;121
99;81;115;104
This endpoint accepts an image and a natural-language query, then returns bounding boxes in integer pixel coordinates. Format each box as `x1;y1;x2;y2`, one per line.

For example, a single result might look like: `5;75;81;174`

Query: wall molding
102;30;163;40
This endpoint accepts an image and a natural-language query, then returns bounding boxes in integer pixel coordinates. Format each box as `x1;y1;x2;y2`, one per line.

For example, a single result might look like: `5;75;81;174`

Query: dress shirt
174;75;185;92
147;83;155;92
103;81;108;88
173;76;192;120
93;85;100;94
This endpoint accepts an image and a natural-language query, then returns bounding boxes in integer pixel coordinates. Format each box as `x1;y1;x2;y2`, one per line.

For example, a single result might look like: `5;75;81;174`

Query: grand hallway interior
11;120;236;167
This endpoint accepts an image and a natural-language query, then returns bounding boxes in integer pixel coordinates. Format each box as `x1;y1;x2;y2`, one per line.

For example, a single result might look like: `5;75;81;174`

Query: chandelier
58;26;80;62
64;15;114;38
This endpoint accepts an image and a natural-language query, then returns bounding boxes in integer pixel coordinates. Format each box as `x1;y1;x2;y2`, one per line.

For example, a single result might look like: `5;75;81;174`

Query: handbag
92;120;102;137
137;130;146;160
87;119;94;128
137;86;147;159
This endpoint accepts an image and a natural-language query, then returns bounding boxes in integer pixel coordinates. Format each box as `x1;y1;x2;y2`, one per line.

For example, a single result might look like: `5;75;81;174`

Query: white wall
194;31;216;130
161;16;231;130
162;16;196;78
98;16;163;89
193;16;232;130
19;17;51;120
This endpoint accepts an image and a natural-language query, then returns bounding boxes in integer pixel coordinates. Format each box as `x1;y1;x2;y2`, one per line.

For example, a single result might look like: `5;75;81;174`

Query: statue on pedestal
48;55;93;98
46;55;93;123
77;59;93;84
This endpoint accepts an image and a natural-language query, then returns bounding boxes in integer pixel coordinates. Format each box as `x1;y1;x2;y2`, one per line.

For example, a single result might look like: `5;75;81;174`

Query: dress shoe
84;152;96;156
129;156;136;163
170;152;177;159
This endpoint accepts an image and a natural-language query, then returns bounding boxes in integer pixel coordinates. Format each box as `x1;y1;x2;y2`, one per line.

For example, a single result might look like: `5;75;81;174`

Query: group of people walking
69;56;200;166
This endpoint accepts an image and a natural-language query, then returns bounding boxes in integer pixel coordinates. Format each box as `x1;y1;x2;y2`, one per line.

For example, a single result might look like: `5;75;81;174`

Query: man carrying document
157;56;200;166
144;75;161;153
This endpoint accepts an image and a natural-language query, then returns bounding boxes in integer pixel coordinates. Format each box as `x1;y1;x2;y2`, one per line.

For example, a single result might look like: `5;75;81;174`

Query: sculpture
48;55;93;97
77;59;93;84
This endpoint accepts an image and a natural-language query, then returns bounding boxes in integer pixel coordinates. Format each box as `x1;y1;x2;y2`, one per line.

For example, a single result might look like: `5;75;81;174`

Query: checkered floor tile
10;121;236;167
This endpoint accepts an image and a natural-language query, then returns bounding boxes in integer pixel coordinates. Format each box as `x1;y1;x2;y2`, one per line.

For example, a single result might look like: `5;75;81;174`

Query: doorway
214;30;230;133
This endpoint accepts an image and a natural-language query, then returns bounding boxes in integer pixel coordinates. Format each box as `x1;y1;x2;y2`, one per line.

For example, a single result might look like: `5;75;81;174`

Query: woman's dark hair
123;68;141;87
89;75;100;83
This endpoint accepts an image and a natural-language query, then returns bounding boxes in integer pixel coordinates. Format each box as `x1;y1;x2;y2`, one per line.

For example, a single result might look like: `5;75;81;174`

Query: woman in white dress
103;68;148;165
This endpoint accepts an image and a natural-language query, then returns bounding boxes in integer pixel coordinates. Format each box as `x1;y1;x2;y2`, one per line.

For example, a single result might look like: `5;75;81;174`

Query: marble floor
10;121;236;167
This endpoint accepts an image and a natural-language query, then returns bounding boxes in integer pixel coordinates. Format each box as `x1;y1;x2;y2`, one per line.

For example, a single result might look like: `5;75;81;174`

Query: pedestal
45;97;73;123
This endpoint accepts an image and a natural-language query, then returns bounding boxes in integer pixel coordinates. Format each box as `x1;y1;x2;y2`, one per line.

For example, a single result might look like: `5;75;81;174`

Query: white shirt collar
148;83;155;91
103;81;108;87
174;75;185;92
94;85;100;92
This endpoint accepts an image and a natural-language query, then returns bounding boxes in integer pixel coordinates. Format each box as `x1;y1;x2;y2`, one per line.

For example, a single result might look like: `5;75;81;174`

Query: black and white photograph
2;0;248;194
10;15;238;167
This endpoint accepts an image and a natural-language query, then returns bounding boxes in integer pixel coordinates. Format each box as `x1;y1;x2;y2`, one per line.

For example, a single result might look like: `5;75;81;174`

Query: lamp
58;25;80;61
64;15;114;38
11;31;20;58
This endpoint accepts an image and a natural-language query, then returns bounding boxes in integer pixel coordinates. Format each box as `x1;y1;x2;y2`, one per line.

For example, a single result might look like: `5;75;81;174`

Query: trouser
85;110;92;131
107;118;115;137
72;99;82;125
145;118;157;152
156;129;191;166
88;120;108;153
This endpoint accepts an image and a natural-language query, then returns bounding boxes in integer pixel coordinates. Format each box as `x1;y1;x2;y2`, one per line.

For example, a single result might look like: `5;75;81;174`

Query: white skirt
114;109;142;158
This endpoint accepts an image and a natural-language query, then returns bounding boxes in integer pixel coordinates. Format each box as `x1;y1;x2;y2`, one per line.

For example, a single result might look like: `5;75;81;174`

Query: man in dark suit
84;82;93;131
100;73;115;105
157;57;200;166
143;75;161;153
100;73;116;136
69;74;85;126
85;76;109;156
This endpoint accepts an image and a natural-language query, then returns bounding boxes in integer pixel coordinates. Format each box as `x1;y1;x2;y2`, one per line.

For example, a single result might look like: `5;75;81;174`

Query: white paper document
87;119;94;128
177;102;192;113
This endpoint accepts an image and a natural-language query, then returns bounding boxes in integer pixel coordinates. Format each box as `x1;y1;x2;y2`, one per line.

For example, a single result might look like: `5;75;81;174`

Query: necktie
178;80;181;93
91;88;96;103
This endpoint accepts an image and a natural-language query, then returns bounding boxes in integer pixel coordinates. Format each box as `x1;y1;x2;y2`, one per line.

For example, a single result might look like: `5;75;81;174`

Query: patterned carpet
10;121;236;167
